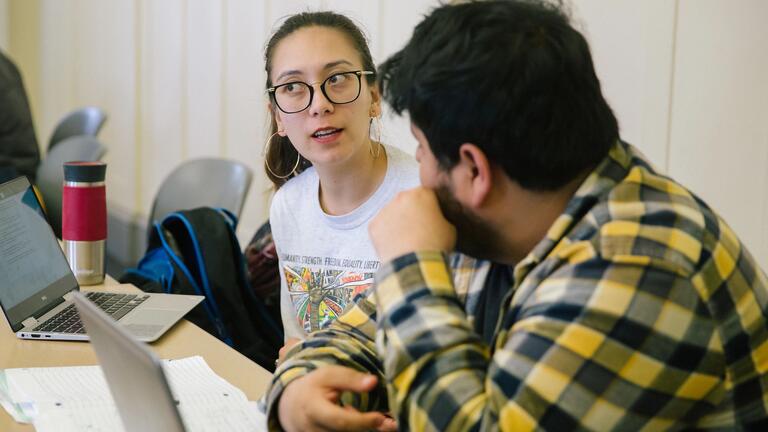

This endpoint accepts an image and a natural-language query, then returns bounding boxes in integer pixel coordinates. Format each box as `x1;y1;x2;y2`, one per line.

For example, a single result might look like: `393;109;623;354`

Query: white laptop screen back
0;177;78;330
73;291;186;432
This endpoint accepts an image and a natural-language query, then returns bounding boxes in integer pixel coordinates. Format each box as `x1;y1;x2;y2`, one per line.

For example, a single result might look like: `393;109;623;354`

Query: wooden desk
0;278;272;431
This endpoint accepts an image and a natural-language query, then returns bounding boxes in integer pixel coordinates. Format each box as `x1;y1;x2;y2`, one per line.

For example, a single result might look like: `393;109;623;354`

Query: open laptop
0;176;203;342
73;291;186;431
72;291;267;431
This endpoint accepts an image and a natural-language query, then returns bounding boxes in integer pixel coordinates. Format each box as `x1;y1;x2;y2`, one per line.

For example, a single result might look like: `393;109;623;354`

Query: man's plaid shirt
266;141;768;430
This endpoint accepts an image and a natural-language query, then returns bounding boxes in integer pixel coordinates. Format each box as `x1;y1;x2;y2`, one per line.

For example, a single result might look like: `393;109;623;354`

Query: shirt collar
512;141;638;281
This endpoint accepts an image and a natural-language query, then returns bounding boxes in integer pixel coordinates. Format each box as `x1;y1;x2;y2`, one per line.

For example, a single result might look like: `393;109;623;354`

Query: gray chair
36;136;107;237
48;106;108;150
149;158;253;229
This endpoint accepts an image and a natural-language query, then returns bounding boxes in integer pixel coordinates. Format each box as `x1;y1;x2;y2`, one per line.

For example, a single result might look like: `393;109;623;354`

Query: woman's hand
277;337;301;367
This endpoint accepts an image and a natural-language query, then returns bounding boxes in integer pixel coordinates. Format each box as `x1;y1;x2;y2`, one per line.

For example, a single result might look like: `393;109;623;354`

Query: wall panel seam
134;0;144;213
663;0;680;174
762;123;768;267
181;0;189;160
220;0;228;157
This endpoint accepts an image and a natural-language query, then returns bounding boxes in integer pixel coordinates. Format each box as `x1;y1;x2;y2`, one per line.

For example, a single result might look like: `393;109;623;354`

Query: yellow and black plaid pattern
267;142;768;430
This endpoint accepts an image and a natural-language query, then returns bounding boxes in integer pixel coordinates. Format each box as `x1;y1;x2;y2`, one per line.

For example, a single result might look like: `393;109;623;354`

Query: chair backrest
149;158;253;229
48;106;108;150
36;136;107;237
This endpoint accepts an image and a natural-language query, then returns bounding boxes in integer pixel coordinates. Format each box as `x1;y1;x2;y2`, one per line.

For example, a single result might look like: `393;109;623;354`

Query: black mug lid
64;161;107;182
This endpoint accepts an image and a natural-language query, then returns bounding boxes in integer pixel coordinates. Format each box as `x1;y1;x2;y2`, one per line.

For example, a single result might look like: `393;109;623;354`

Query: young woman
263;12;419;345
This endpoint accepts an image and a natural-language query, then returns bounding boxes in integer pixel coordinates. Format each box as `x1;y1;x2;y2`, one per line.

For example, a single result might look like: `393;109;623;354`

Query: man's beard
434;183;504;261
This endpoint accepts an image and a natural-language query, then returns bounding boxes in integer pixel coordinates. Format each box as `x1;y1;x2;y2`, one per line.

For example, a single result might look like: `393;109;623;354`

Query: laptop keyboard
34;292;150;334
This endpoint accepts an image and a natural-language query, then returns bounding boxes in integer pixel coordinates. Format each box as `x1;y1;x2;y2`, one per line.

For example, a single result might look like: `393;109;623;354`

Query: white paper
30;400;267;432
164;356;248;404
2;356;267;432
179;400;267;432
33;401;122;432
0;370;32;423
7;363;112;405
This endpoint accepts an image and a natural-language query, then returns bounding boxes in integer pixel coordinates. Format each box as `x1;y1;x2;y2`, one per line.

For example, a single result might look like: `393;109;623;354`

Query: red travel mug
62;161;107;285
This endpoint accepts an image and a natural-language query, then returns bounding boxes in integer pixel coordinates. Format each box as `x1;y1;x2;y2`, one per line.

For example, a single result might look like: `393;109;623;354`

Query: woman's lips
311;128;343;143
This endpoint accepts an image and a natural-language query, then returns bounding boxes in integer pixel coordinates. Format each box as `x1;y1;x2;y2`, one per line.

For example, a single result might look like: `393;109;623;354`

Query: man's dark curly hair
379;0;619;190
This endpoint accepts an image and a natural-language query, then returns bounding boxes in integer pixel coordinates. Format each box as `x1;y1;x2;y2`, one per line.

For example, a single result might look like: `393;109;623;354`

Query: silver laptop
73;291;186;431
0;176;203;342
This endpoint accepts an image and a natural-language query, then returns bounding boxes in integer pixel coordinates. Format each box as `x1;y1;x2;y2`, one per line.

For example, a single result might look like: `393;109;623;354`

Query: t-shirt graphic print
281;254;380;332
269;145;421;339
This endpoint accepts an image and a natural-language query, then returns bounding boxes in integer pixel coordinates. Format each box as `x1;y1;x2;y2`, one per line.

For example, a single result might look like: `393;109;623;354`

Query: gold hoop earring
369;117;382;159
264;131;300;179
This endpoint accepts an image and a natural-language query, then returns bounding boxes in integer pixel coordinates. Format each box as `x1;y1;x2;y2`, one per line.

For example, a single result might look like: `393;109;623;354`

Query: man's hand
277;366;397;432
369;187;457;263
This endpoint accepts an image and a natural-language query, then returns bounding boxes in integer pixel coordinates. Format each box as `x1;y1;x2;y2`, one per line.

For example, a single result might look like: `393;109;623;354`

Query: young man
266;1;768;430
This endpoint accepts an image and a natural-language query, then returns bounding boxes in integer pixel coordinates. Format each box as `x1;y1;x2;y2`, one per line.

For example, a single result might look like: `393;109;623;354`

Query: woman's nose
308;85;334;116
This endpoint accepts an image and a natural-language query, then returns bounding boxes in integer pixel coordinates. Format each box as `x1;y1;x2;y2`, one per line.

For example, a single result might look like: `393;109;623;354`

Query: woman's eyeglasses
267;70;374;114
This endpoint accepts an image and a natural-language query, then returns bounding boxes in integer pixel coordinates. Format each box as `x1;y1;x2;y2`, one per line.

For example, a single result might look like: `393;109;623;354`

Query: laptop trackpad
143;294;198;310
123;309;180;325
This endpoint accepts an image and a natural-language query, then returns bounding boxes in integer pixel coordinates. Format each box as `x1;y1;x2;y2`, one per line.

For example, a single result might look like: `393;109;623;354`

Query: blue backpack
120;207;283;371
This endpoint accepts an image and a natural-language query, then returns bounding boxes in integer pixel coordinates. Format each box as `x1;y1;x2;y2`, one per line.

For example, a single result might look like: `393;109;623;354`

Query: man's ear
455;143;493;208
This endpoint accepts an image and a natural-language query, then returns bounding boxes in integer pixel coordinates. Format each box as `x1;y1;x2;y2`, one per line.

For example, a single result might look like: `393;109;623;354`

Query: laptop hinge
63;290;76;301
22;317;38;328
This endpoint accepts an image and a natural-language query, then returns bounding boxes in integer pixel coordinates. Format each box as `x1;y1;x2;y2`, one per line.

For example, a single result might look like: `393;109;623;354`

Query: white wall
668;0;768;267
10;0;768;268
571;0;677;171
17;0;440;253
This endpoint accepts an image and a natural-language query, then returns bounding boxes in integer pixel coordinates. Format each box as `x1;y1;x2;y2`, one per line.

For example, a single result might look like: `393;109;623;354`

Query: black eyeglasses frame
267;70;374;114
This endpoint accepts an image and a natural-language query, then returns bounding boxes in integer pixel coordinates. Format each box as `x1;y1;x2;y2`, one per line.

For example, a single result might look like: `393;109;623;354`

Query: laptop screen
0;177;78;330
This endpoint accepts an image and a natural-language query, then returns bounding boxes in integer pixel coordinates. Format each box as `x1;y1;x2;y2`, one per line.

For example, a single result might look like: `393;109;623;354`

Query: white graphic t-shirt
269;145;420;339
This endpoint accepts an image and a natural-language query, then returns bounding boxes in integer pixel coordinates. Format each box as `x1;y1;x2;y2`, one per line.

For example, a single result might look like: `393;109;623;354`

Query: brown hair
264;11;377;189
